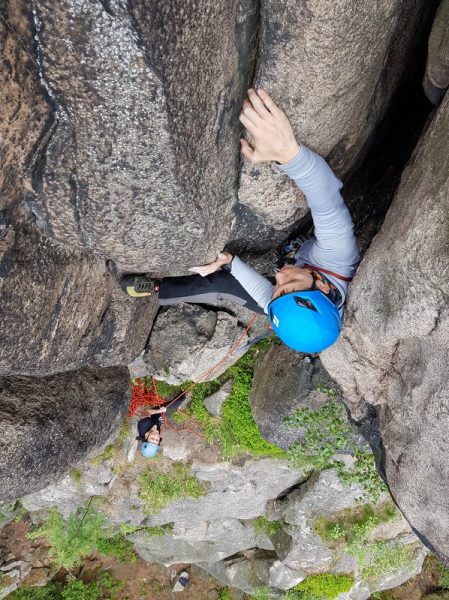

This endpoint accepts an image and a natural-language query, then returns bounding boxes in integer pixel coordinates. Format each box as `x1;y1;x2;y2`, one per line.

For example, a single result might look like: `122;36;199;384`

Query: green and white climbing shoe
121;275;158;298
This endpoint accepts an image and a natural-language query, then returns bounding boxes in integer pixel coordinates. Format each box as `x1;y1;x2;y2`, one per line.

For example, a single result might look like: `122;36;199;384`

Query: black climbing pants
158;271;269;316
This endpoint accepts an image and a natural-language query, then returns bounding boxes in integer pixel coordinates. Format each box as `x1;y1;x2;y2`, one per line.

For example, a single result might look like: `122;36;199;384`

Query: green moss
315;501;399;546
253;515;284;538
217;589;232;600
89;444;116;466
436;560;449;589
188;342;285;459
70;468;82;486
97;534;137;562
138;462;206;514
118;419;131;444
315;503;416;582
291;573;354;599
286;391;388;502
352;541;416;581
9;582;63;599
8;572;123;600
145;524;174;537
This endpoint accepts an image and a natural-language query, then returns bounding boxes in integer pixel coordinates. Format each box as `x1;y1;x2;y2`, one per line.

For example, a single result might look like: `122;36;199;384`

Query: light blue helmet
267;290;342;353
141;441;160;458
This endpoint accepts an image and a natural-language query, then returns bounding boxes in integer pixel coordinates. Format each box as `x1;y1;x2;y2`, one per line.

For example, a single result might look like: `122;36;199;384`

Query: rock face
0;366;130;502
249;346;335;450
423;0;449;103
0;0;50;211
17;0;257;273
142;305;254;384
232;0;434;250
0;217;157;376
322;92;449;563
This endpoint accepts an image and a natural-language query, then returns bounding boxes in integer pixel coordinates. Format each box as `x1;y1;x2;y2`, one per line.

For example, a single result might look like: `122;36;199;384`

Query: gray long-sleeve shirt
230;145;361;314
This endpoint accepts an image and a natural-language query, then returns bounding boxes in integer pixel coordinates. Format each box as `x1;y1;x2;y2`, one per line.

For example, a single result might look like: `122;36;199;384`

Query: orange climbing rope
128;313;260;437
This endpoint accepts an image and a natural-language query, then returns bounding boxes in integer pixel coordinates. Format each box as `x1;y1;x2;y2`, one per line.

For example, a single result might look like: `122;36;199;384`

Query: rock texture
0;366;130;502
0;0;50;211
17;0;258;273
322;92;449;563
423;0;449;103
232;0;434;250
142;305;254;383
249;347;335;450
0;217;157;376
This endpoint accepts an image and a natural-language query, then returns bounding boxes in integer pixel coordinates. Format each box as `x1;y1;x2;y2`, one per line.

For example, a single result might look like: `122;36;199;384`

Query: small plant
286;393;387;502
250;586;271;600
70;468;83;486
118;419;131;444
139;462;206;514
89;444;116;466
290;573;354;599
253;515;284;538
97;534;137;562
437;560;449;589
217;588;233;600
27;505;109;569
315;501;399;546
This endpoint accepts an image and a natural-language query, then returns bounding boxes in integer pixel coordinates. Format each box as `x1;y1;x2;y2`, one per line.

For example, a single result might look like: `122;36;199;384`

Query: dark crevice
342;0;441;251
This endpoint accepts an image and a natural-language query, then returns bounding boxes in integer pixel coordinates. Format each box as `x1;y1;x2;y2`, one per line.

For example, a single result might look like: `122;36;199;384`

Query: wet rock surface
0;365;129;502
322;92;449;563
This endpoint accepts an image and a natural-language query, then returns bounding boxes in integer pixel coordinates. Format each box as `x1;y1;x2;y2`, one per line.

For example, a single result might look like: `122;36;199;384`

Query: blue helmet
141;441;160;458
267;290;342;353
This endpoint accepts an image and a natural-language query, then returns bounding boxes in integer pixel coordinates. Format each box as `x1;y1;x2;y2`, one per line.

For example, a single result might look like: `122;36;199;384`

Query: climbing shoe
121;275;159;298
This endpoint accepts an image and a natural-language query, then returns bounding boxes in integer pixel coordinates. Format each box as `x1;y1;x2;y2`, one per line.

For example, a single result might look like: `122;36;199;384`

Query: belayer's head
140;424;161;458
268;265;342;353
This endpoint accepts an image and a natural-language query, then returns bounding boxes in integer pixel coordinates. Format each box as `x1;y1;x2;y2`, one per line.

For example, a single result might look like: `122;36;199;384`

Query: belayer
122;89;360;353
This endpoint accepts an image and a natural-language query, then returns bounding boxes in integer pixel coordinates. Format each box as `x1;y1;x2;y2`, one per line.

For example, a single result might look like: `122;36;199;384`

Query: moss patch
314;501;399;547
138;462;206;514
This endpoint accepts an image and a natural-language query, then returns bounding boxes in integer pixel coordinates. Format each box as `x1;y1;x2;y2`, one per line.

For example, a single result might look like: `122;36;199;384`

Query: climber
135;394;186;458
122;89;361;353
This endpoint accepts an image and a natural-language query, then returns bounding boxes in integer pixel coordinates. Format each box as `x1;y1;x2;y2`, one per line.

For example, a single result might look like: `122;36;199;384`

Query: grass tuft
138;462;206;514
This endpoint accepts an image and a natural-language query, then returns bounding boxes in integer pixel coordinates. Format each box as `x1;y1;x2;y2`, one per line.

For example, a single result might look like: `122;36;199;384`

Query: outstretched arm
240;88;359;262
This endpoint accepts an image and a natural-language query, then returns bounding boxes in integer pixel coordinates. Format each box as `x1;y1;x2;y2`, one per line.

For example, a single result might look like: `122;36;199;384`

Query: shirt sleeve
229;255;274;314
278;146;358;254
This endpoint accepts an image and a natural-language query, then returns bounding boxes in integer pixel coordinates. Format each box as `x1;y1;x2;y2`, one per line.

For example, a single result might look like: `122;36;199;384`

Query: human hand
239;88;300;165
189;251;233;277
159;406;167;413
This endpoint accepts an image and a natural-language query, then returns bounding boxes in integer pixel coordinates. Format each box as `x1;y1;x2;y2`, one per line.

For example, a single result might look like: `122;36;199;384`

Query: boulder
199;550;278;594
130;519;273;566
322;92;449;563
423;0;449;103
249;347;336;450
0;366;129;502
142;305;251;384
145;459;304;527
0;217;157;376
232;0;435;250
204;380;233;417
22;0;258;273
